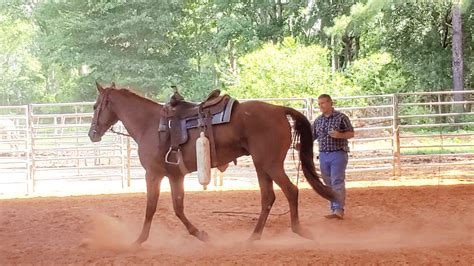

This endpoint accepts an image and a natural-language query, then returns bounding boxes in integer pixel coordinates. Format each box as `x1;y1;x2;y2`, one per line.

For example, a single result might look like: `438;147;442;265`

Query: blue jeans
319;151;348;211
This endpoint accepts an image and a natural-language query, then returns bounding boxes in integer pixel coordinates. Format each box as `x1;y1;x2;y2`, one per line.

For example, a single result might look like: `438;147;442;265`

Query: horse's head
88;82;119;142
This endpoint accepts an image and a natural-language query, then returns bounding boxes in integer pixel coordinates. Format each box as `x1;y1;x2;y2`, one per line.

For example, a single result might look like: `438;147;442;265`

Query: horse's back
230;100;293;153
234;100;291;130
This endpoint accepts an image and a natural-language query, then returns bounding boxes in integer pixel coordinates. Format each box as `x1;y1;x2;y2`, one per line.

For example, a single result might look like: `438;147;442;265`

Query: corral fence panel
0;90;472;195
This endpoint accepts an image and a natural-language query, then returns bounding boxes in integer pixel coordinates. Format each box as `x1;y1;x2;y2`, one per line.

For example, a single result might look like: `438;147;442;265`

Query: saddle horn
170;85;184;106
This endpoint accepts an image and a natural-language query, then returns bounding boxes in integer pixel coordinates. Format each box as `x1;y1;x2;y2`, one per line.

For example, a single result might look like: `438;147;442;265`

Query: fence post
391;94;401;177
213;168;218;187
126;136;132;188
219;170;224;186
26;104;34;194
120;134;126;189
396;126;401;176
307;97;314;122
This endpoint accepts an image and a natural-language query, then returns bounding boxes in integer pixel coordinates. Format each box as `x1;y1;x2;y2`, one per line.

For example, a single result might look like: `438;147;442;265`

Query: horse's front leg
169;175;209;242
135;172;163;245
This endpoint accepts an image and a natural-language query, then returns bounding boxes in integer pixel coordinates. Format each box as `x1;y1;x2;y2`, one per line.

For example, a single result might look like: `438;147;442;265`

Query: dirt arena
1;185;473;264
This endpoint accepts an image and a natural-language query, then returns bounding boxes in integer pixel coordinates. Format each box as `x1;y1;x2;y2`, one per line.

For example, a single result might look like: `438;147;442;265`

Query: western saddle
159;89;236;175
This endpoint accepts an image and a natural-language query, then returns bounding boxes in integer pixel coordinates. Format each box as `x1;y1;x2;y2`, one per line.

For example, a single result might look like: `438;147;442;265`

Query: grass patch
400;135;474;155
401;147;474;156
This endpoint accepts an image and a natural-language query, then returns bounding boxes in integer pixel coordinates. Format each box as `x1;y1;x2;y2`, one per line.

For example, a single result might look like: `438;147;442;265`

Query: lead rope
109;126;131;137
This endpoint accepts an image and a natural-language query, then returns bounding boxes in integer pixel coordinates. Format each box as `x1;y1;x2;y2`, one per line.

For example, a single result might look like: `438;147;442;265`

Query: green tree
33;1;219;101
0;3;45;105
345;52;407;94
327;0;474;92
226;37;353;99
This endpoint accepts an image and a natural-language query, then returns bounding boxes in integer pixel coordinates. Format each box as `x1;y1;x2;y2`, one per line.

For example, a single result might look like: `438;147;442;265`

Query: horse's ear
96;82;104;93
111;82;116;88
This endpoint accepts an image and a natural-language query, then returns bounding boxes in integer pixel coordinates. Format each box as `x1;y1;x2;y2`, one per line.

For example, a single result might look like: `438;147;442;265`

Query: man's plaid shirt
312;109;354;152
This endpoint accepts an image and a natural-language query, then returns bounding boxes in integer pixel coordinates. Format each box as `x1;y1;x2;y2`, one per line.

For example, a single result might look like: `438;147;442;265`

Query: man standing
312;94;354;219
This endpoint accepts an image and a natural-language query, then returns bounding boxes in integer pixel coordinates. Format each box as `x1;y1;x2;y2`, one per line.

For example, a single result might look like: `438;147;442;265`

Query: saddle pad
185;98;236;129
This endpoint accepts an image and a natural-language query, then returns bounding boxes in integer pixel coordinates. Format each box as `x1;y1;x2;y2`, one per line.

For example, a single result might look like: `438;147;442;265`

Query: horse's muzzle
88;129;102;142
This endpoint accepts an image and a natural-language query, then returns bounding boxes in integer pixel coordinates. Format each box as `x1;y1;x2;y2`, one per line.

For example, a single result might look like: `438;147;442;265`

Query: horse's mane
114;87;161;106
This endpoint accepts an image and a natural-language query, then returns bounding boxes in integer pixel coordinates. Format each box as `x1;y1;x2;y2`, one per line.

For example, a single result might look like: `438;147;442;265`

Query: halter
91;89;131;138
90;90;110;135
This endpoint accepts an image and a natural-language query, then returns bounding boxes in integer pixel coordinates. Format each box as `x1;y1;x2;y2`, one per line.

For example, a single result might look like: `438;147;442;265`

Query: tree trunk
213;51;219;88
354;35;360;59
331;35;337;72
272;0;284;44
228;40;237;75
197;52;201;75
342;34;352;69
451;2;464;108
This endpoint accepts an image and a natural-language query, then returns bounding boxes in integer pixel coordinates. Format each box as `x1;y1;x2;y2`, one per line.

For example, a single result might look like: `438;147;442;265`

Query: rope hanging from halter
109;126;131;137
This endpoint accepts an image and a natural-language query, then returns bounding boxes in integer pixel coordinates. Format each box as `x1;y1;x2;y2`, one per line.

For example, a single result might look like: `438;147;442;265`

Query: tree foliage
227;37;353;98
0;0;473;105
0;3;45;105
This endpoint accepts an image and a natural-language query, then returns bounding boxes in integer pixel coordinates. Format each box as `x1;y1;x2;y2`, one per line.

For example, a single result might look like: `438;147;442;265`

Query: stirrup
165;147;180;165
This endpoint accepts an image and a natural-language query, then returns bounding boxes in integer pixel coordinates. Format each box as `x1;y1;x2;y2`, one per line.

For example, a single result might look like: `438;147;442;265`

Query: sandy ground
1;185;473;265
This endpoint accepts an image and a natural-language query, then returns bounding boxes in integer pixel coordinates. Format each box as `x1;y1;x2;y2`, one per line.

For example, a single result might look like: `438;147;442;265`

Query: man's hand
328;130;342;139
329;130;354;139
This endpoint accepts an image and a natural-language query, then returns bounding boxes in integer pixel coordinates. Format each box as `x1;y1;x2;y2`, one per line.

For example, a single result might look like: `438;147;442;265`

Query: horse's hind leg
169;175;209;242
266;167;313;240
249;167;275;241
135;172;163;245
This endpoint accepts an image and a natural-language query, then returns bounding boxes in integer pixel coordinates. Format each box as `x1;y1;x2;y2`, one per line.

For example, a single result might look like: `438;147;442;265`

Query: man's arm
329;115;354;139
329;130;354;139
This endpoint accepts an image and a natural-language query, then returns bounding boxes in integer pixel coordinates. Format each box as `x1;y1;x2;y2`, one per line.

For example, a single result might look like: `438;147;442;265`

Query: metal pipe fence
0;90;473;195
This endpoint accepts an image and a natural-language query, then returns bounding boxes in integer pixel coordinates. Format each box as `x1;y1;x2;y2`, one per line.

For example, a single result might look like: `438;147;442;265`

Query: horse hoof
293;227;314;240
196;230;210;242
247;234;261;242
131;241;143;251
79;238;91;248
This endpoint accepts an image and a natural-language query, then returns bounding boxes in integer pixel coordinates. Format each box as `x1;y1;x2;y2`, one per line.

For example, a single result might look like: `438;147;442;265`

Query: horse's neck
112;92;162;143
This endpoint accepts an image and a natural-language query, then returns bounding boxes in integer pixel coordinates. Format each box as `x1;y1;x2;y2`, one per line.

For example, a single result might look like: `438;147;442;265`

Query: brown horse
88;82;337;245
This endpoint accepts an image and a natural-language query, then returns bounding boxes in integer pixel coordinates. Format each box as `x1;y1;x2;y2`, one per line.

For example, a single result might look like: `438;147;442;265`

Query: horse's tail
284;107;338;202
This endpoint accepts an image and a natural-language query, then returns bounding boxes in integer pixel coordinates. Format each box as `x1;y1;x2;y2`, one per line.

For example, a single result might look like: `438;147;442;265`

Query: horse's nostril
88;129;100;142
